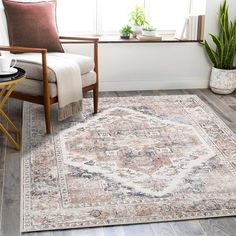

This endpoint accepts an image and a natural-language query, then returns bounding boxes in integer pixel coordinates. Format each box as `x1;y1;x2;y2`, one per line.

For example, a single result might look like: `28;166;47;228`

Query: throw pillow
3;0;64;52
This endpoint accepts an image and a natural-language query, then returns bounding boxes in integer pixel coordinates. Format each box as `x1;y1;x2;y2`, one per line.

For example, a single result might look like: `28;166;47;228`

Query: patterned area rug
21;95;236;232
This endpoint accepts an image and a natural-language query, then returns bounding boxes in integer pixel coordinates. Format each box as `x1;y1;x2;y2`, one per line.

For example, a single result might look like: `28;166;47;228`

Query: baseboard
99;78;209;92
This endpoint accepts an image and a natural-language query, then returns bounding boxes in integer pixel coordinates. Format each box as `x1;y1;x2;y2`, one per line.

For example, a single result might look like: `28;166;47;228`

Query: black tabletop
0;67;26;82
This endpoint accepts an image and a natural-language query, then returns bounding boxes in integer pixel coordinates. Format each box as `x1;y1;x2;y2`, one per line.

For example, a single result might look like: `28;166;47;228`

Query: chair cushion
13;71;97;98
14;52;95;82
3;0;63;52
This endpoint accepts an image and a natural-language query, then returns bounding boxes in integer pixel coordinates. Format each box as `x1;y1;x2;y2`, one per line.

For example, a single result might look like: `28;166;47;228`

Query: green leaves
129;5;149;27
203;0;236;70
120;25;133;37
209;34;223;66
204;40;217;67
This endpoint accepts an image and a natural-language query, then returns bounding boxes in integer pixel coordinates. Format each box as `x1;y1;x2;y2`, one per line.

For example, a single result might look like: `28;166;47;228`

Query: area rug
21;95;236;232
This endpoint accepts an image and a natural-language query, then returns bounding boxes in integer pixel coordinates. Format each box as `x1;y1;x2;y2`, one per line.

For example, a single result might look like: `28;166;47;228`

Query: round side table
0;67;26;150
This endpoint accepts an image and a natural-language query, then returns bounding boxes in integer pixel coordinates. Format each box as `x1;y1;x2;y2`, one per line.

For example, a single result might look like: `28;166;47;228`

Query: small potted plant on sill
129;5;149;37
142;25;157;37
202;0;236;94
120;25;133;39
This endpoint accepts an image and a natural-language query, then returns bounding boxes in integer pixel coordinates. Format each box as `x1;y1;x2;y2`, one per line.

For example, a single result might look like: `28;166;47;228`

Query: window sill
98;35;202;43
60;35;203;44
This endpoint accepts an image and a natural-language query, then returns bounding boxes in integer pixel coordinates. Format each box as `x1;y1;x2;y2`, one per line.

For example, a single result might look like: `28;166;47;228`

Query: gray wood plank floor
1;89;236;236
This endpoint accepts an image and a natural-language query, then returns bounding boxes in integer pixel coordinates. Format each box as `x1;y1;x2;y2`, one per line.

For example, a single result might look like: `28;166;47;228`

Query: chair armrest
0;45;47;53
59;36;99;43
0;45;50;103
59;36;99;77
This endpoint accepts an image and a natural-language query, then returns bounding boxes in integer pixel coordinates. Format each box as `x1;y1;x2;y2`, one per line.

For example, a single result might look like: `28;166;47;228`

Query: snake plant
203;0;236;70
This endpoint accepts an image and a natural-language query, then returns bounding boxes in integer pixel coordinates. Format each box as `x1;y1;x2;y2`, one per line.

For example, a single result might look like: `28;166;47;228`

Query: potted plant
202;0;236;94
142;25;157;37
120;25;133;39
129;5;149;37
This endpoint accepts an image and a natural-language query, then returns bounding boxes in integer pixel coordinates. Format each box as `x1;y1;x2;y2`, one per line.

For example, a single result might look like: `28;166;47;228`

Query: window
190;0;206;15
57;0;206;35
147;0;190;31
99;0;143;34
57;0;96;35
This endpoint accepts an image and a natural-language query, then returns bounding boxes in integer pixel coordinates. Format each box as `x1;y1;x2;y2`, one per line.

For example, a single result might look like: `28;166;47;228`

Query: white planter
132;25;142;37
210;67;236;94
142;30;157;37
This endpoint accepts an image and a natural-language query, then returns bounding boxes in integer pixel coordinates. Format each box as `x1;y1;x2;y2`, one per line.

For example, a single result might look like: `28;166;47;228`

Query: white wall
64;0;236;92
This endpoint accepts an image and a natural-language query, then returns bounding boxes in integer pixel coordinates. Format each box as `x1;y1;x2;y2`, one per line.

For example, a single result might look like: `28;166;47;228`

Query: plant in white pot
129;5;148;37
203;0;236;94
142;25;157;37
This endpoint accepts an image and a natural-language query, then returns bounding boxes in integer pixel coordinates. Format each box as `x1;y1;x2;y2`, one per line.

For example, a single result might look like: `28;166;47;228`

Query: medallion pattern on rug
22;95;236;232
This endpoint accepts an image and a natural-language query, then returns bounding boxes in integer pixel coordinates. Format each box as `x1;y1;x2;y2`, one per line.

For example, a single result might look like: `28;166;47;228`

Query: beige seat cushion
14;52;95;82
14;71;96;98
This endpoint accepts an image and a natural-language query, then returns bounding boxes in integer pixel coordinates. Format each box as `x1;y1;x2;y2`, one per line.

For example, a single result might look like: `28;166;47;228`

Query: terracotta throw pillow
3;0;63;52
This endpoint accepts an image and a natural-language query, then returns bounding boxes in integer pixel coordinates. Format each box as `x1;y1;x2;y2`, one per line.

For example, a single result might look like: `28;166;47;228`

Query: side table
0;67;26;150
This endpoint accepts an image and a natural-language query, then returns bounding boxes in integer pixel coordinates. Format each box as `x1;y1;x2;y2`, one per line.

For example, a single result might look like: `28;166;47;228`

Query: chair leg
44;102;52;134
93;85;99;114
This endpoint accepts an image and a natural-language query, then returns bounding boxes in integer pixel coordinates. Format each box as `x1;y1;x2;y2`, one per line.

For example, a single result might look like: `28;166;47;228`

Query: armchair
0;0;99;134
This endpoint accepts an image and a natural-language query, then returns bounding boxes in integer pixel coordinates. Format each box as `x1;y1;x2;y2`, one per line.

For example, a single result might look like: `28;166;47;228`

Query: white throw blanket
13;53;83;120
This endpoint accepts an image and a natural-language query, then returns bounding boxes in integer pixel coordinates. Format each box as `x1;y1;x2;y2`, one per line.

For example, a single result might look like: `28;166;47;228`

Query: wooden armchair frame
0;36;99;134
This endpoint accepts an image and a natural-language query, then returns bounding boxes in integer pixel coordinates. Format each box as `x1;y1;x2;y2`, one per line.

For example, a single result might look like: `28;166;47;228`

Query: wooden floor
1;89;236;236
